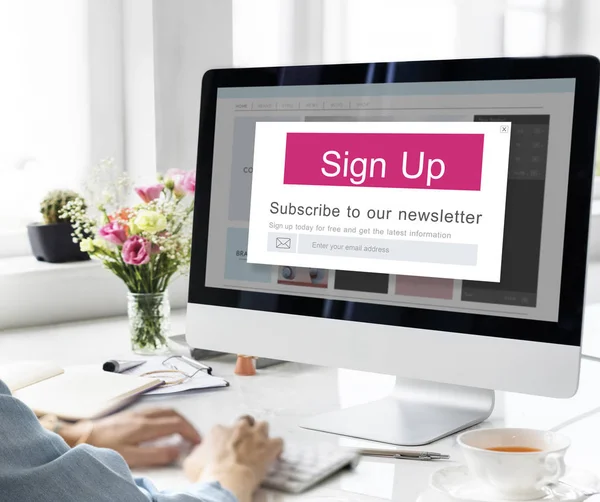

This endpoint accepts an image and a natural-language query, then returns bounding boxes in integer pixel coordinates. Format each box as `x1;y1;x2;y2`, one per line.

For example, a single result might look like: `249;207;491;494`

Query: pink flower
135;184;164;203
98;222;128;245
181;171;196;194
165;168;186;197
121;236;151;265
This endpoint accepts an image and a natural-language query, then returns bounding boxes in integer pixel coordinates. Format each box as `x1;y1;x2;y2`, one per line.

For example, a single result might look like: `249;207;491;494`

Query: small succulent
40;189;85;225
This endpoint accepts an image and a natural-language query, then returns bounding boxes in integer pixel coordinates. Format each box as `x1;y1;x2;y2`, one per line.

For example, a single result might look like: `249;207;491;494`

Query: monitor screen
203;78;575;324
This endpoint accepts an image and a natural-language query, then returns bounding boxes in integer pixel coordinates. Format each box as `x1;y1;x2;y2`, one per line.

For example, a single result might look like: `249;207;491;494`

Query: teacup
457;428;570;500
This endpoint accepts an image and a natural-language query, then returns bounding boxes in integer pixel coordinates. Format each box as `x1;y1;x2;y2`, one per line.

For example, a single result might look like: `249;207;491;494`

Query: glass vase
128;291;171;355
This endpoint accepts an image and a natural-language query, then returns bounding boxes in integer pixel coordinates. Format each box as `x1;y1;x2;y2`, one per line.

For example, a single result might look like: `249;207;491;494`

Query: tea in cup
457;428;570;500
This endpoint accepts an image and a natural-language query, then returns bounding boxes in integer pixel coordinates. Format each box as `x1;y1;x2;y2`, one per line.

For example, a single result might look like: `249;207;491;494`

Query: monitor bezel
189;56;599;348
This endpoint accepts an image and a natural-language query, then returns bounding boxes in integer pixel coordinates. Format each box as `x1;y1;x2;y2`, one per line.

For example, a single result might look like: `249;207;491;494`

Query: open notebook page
0;360;64;392
13;366;161;420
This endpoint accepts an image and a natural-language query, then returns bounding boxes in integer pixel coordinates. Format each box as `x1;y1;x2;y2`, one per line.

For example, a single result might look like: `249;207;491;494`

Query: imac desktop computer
186;56;599;446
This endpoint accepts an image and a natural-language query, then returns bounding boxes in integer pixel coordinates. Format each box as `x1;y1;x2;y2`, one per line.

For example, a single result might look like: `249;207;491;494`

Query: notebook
0;361;162;421
121;358;229;395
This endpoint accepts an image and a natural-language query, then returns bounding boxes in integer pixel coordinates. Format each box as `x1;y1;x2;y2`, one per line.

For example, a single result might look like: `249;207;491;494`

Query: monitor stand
300;378;495;446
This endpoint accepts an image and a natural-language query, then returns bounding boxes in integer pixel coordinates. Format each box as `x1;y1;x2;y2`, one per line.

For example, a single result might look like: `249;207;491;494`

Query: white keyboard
262;443;361;494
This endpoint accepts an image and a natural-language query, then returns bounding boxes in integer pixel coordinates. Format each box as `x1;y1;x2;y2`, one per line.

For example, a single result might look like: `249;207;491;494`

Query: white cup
457;428;570;500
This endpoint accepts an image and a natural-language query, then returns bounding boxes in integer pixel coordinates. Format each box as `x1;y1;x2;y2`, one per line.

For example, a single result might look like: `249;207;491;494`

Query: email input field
293;234;478;265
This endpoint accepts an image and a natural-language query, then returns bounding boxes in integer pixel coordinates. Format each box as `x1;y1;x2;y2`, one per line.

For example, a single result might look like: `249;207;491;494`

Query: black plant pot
27;222;90;263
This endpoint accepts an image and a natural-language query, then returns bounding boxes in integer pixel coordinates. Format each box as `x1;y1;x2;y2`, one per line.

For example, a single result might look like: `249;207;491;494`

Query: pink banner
283;132;485;190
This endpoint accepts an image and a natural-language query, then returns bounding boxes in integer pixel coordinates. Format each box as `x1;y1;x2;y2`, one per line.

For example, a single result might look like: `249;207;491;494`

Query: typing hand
84;408;201;468
183;415;283;502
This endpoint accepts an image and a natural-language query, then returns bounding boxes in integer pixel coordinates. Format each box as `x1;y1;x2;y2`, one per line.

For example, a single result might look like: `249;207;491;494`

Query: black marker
102;360;146;373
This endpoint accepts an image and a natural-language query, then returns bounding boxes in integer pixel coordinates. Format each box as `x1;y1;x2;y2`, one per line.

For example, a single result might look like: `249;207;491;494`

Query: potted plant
64;165;196;354
27;190;90;263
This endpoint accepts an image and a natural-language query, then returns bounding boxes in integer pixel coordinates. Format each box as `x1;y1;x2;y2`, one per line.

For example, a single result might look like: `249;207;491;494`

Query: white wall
88;0;125;173
122;0;158;183
153;0;233;174
122;0;234;179
454;0;503;58
578;0;600;54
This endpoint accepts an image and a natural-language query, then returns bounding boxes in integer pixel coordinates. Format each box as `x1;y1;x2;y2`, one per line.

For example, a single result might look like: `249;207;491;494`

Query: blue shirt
0;380;237;502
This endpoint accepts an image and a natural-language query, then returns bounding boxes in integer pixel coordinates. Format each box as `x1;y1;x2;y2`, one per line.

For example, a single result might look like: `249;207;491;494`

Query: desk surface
1;311;600;501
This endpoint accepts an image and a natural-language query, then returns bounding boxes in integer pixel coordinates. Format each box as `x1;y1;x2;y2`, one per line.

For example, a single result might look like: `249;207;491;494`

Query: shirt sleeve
0;380;237;502
136;478;238;502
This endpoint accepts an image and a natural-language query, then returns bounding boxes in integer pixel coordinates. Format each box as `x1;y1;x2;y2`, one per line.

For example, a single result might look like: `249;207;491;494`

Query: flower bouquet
62;162;196;354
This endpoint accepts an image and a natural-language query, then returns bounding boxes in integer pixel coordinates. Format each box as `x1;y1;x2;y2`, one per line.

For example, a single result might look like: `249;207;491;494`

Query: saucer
430;465;588;502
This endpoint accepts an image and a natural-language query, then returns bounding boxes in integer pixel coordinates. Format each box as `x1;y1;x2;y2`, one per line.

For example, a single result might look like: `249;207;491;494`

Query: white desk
1;311;600;501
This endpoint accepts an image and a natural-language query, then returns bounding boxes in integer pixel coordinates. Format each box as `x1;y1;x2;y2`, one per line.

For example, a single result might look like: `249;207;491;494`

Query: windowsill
0;256;101;276
0;255;189;330
0;229;34;259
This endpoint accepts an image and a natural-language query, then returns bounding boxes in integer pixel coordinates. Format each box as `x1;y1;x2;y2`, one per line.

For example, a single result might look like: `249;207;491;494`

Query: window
0;1;92;255
0;1;129;258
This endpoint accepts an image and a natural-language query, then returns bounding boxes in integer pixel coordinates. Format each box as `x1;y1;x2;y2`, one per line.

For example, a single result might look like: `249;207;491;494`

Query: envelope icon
276;237;291;249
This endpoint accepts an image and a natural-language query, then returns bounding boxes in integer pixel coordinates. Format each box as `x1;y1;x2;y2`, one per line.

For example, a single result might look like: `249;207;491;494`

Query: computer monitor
187;56;599;446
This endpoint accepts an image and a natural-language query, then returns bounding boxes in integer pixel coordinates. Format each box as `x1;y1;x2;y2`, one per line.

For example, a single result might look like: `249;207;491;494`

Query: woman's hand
183;416;283;502
65;408;201;468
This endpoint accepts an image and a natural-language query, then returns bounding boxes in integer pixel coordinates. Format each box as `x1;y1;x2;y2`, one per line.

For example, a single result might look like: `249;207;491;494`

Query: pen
180;355;213;375
359;448;450;461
